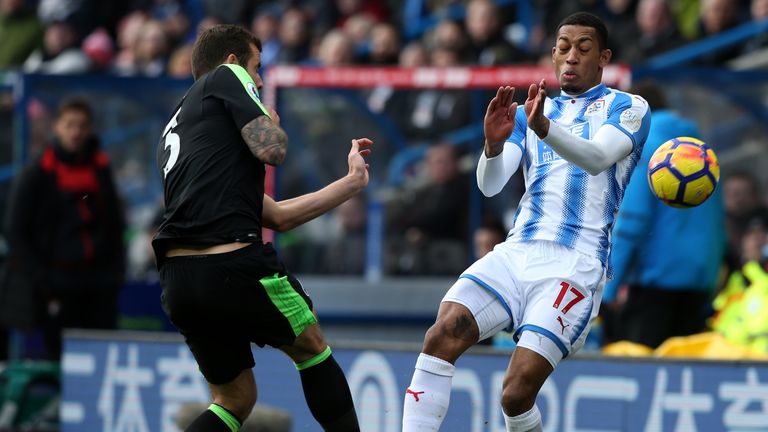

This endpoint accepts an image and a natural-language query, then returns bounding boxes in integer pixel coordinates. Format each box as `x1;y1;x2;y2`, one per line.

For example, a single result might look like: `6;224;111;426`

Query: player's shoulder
607;87;650;111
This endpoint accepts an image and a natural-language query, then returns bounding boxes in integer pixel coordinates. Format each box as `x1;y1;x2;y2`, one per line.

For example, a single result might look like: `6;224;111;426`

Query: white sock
402;353;455;431
504;405;542;432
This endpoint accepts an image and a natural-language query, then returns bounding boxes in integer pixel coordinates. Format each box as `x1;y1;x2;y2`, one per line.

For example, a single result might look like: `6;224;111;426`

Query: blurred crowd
0;0;767;364
1;0;767;78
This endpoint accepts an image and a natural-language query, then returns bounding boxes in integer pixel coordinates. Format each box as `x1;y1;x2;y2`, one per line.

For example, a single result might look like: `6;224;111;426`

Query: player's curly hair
557;12;609;51
192;24;262;79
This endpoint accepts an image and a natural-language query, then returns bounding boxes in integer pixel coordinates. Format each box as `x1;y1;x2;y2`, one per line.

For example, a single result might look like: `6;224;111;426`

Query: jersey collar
557;83;607;101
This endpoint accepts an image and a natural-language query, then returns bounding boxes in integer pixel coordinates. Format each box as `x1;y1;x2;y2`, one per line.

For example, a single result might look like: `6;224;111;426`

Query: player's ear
599;48;612;68
223;53;239;65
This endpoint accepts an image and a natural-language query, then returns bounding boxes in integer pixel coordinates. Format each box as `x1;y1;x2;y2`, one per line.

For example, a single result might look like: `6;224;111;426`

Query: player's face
54;109;92;154
552;25;611;94
242;43;263;90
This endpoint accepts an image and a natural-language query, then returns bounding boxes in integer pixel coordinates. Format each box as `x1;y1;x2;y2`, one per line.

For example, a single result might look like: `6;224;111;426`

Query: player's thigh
160;251;258;385
441;276;512;342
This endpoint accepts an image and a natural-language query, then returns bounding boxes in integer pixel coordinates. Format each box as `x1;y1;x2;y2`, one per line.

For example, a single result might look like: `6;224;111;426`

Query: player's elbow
584;163;608;176
477;182;501;197
582;151;614;175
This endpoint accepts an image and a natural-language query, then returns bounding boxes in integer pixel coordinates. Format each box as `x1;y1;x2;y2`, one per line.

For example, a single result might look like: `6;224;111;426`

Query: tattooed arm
241;115;289;166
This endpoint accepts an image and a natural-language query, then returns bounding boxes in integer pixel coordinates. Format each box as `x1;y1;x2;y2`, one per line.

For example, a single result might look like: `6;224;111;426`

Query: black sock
185;404;241;432
298;353;359;431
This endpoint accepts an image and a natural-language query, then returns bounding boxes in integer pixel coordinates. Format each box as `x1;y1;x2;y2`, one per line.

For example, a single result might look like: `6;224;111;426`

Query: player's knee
422;317;477;361
214;389;256;421
500;374;538;416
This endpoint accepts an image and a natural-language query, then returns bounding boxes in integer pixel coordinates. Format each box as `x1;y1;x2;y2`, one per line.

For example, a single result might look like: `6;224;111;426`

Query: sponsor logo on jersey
620;108;642;133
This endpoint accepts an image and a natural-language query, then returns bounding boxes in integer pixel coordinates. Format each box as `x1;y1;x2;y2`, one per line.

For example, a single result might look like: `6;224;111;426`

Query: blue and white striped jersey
506;84;651;271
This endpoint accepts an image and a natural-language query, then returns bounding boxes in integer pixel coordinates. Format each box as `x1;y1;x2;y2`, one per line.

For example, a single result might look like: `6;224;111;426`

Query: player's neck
560;83;603;98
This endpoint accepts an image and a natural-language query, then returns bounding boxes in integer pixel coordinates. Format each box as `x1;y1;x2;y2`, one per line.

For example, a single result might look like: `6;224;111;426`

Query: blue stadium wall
62;331;768;432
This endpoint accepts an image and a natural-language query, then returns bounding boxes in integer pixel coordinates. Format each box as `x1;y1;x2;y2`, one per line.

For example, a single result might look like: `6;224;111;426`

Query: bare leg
402;301;480;431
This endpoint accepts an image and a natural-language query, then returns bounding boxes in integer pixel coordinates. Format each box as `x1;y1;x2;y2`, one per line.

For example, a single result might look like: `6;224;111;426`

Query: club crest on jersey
247;82;260;100
585;99;604;115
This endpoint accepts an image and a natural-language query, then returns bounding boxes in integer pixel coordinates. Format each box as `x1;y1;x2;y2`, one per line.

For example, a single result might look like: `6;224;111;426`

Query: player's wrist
344;170;366;191
534;118;550;139
484;140;503;158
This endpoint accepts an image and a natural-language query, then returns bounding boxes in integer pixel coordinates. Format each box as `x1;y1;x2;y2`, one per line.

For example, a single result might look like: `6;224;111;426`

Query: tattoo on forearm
241;116;288;166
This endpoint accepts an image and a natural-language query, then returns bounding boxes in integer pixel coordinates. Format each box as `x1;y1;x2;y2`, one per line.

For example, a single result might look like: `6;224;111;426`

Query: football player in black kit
153;25;371;432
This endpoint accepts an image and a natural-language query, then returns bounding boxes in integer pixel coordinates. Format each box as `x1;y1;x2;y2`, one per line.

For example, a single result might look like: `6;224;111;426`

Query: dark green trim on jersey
208;404;241;432
220;63;270;118
295;346;332;370
260;273;317;336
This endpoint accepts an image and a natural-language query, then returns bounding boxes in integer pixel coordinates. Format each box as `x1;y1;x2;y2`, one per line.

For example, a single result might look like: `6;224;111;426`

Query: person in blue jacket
603;79;726;348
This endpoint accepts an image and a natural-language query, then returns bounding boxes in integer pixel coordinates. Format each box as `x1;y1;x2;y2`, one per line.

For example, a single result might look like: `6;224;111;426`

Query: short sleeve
207;64;270;129
604;93;651;152
505;105;527;153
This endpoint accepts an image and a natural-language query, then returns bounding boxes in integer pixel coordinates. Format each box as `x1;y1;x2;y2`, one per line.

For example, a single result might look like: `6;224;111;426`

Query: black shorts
159;242;316;385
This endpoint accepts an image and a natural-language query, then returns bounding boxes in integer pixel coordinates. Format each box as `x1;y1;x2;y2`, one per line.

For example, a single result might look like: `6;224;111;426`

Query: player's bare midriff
165;241;252;257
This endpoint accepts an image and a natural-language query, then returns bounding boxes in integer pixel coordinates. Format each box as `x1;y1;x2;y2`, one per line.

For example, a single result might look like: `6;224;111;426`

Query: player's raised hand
483;86;517;157
348;138;372;188
524;79;550;139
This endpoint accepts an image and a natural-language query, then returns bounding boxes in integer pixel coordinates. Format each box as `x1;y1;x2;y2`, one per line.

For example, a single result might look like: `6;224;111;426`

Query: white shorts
442;240;605;367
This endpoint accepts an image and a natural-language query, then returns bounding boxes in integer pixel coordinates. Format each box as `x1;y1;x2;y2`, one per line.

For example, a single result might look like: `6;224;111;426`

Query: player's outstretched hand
348;138;372;188
483;86;517;157
524;79;550;139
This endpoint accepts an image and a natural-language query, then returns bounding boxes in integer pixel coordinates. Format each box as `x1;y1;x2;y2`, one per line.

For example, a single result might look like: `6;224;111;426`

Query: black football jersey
154;64;270;251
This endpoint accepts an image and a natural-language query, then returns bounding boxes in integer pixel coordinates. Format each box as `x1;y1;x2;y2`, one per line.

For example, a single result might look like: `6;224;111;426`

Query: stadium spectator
331;0;389;29
167;42;193;79
250;7;281;67
3;98;125;360
399;41;429;67
196;14;221;35
82;27;115;71
742;0;768;55
145;0;189;46
464;0;530;65
694;0;744;65
601;0;639;61
113;19;170;77
315;29;355;66
342;12;376;55
618;0;686;64
112;10;147;72
202;0;251;25
385;143;470;275
368;22;400;65
473;218;507;261
320;195;368;275
0;0;44;68
429;19;470;61
603;80;726;349
276;7;312;64
723;172;768;269
23;20;92;74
